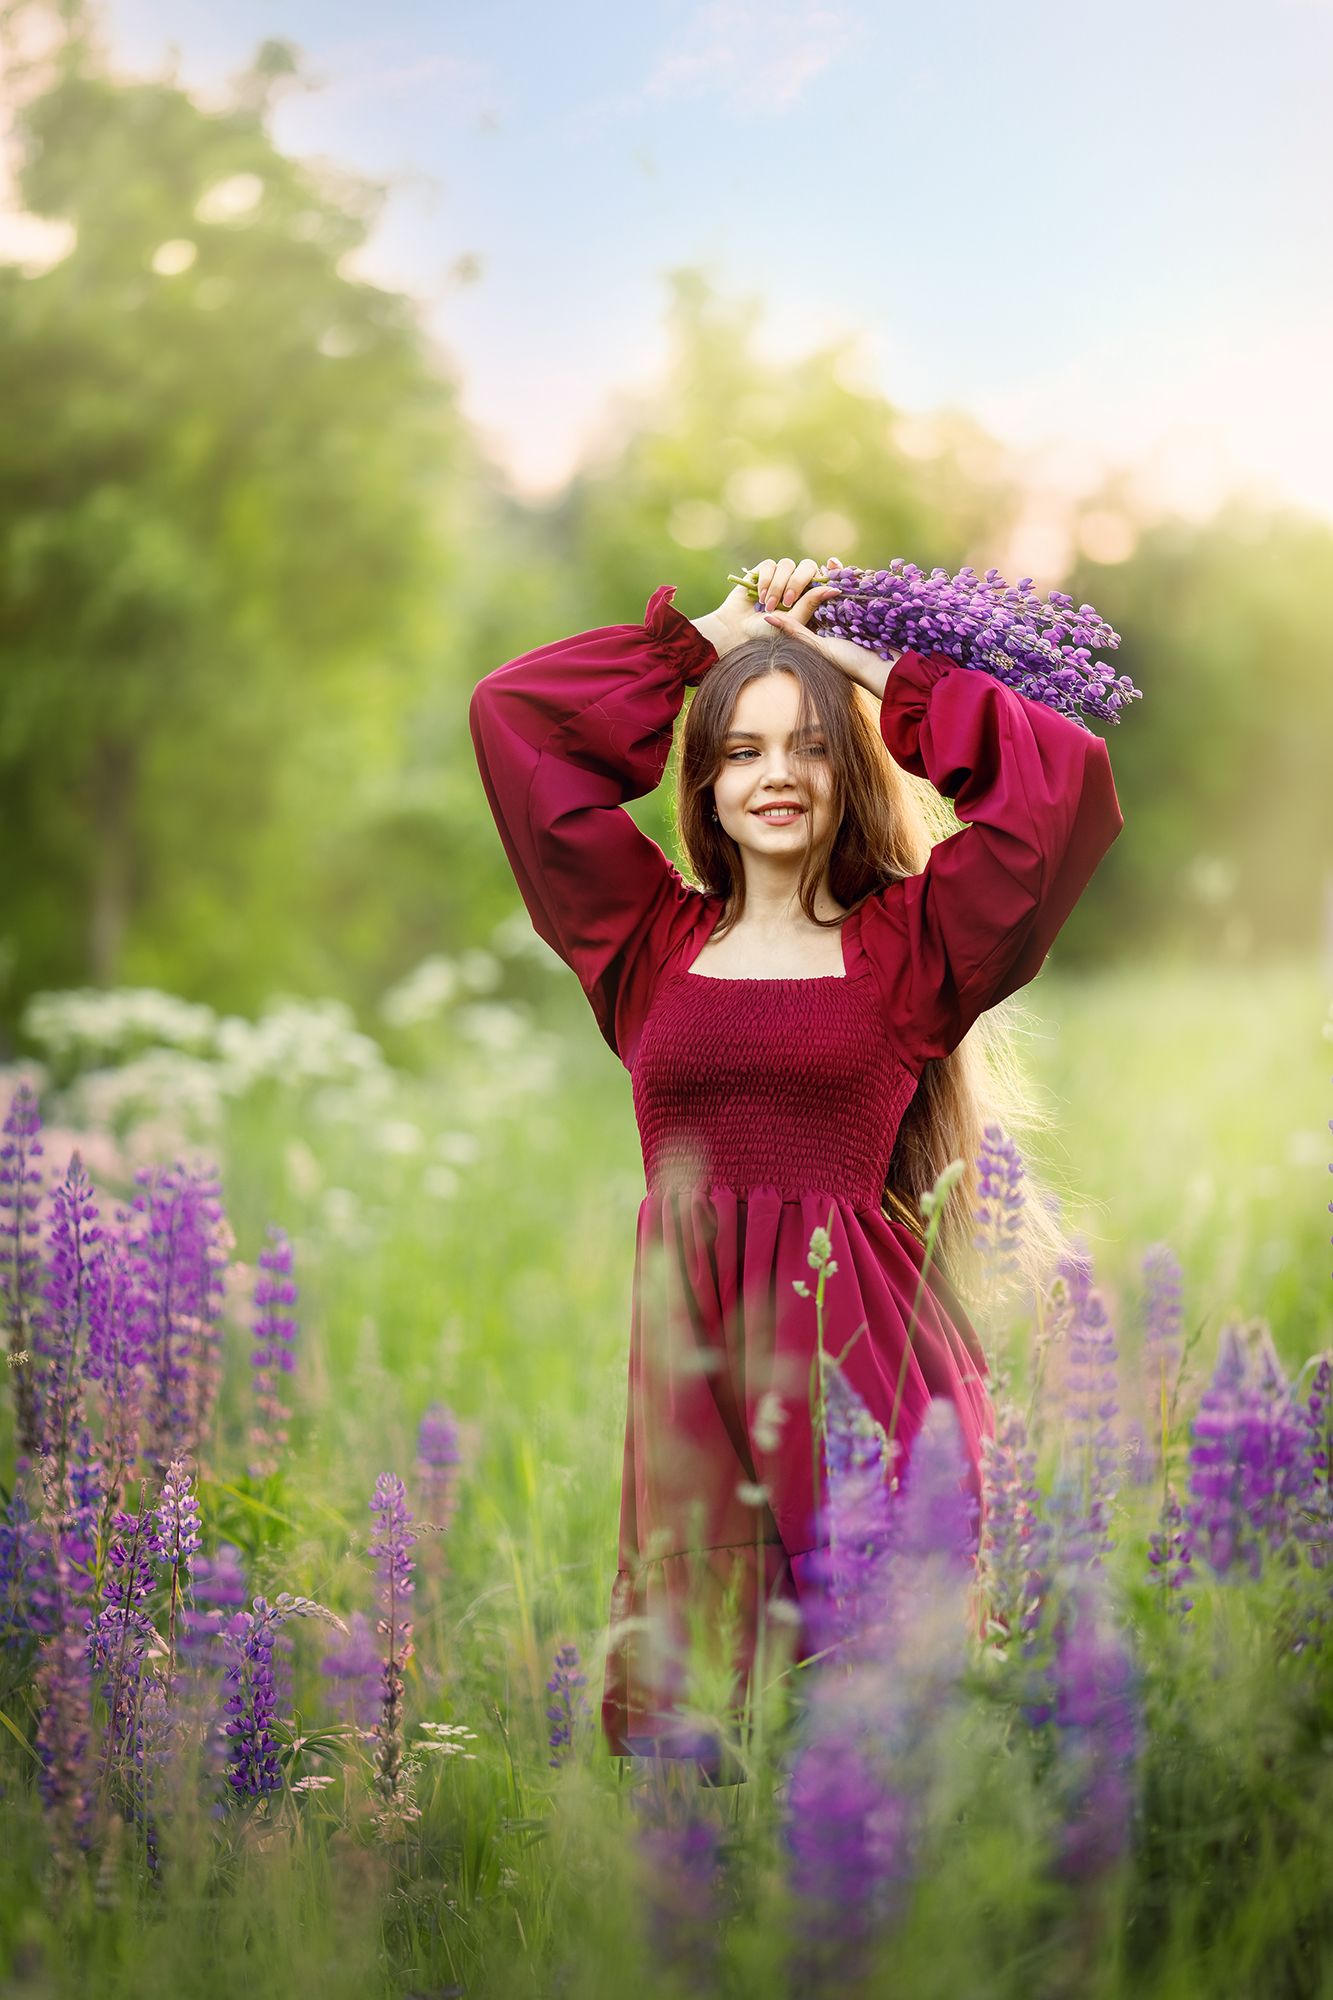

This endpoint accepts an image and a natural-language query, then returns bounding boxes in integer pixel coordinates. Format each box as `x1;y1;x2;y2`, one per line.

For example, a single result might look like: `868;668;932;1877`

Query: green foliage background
2;18;1332;1047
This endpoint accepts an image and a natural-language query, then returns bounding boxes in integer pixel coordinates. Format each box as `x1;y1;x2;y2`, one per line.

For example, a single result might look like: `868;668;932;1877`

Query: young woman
469;553;1124;1774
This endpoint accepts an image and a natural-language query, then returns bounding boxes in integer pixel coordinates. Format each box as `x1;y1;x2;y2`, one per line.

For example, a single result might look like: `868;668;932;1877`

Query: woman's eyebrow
723;726;826;741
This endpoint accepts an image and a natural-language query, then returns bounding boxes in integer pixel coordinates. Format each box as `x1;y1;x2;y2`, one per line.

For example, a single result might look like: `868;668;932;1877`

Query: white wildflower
752;1389;787;1454
379;954;460;1028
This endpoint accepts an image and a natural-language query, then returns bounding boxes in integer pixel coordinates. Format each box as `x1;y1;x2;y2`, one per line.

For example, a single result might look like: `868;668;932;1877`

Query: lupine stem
884;1162;965;1471
804;1202;837;1544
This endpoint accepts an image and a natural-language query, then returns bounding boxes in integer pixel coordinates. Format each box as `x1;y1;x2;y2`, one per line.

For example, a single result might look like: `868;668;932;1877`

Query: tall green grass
2;952;1330;1999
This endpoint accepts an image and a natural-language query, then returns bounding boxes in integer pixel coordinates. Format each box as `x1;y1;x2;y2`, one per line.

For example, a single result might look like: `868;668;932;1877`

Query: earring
710;809;719;823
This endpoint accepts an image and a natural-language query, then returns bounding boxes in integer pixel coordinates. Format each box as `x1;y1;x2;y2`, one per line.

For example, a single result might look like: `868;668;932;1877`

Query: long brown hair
673;630;1077;1307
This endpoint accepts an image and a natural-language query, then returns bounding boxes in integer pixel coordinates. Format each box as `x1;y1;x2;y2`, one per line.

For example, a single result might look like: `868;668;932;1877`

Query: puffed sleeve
858;650;1124;1068
468;584;718;1067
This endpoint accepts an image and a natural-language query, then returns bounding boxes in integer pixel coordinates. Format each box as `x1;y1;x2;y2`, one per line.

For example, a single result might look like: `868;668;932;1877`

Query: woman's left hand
752;555;898;697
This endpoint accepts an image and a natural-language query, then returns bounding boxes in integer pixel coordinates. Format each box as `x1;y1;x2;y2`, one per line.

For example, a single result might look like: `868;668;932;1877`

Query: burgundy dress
469;584;1123;1760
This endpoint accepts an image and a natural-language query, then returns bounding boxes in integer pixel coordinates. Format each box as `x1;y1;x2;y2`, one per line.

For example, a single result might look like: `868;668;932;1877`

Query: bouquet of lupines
730;558;1140;728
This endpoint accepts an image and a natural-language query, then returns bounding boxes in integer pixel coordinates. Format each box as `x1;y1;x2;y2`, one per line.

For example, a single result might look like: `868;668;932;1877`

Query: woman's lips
751;805;804;824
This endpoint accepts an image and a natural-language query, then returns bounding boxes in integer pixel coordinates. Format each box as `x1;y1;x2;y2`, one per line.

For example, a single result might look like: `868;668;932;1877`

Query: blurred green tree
0;9;477;1027
2;8;1329;1048
1061;500;1333;965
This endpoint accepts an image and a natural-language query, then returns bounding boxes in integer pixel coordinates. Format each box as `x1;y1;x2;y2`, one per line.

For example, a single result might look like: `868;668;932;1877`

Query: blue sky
36;1;1333;535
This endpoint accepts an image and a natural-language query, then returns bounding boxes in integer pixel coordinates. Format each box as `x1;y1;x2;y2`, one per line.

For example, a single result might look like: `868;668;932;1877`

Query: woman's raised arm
468;585;718;1065
857;650;1125;1068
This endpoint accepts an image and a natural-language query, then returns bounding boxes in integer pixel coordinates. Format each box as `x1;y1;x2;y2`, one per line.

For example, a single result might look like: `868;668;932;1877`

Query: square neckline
681;896;858;982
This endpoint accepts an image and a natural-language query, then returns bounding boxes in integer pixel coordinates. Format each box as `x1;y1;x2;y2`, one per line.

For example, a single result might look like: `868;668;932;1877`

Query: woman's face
711;670;836;863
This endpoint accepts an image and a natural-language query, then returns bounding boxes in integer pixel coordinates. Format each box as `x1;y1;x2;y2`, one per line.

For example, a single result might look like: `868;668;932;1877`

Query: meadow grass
2;950;1331;1999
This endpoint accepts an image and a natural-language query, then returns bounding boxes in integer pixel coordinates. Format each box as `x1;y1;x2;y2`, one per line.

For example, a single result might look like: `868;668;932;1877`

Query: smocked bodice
630;966;921;1210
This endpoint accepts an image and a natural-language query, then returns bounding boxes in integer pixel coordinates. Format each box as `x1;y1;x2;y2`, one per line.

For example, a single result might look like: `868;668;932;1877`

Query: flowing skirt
601;1185;995;1763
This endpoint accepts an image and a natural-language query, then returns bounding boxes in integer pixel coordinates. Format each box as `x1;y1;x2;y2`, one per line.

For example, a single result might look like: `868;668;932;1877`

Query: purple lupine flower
181;1541;249;1781
1147;1481;1195;1614
0;1483;36;1651
185;1541;248;1649
368;1472;416;1804
545;1640;589;1768
1;1081;46;1456
872;1400;979;1707
806;1360;898;1656
1186;1323;1314;1579
247;1225;298;1481
1248;1330;1317;1554
973;1123;1027;1296
222;1596;284;1800
88;1500;162;1801
1299;1353;1333;1570
979;1398;1053;1653
19;1431;100;1646
34;1154;108;1504
126;1162;229;1473
1140;1243;1184;1474
134;1678;171;1874
84;1220;145;1498
64;1423;104;1596
894;1398;979;1567
785;1671;913;1993
632;1779;725;1991
773;559;1139;726
32;1493;97;1867
102;1500;160;1609
1046;1575;1140;1880
414;1400;462;1550
786;1402;978;1989
1185;1324;1250;1575
1121;1414;1156;1490
154;1457;202;1681
219;1589;344;1806
320;1610;382;1734
1050;1250;1120;1568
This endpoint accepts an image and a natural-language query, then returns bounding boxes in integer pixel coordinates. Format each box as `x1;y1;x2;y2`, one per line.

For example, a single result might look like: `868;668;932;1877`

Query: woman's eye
725;744;826;761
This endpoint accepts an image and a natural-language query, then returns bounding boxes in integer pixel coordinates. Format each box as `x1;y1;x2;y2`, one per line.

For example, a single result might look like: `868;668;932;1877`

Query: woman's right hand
688;556;839;659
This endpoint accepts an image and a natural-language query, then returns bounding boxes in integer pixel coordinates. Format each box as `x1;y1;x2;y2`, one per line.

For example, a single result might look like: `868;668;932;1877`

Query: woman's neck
735;862;845;930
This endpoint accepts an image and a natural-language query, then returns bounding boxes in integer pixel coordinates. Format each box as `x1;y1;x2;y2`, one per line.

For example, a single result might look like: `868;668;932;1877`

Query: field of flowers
1;939;1331;2000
